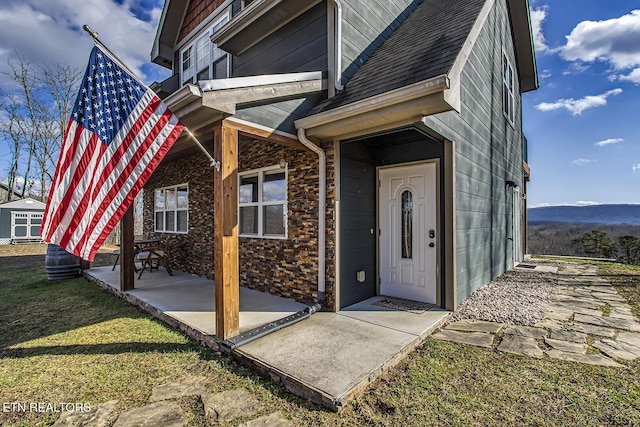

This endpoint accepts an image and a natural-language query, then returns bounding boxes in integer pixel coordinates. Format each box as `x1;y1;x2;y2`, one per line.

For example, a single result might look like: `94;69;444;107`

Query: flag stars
71;47;147;146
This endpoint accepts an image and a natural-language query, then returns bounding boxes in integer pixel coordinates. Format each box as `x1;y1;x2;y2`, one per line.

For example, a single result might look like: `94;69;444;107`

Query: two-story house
141;0;537;339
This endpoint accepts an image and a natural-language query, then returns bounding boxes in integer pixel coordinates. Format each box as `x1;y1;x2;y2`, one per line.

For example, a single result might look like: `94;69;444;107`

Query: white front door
379;162;438;304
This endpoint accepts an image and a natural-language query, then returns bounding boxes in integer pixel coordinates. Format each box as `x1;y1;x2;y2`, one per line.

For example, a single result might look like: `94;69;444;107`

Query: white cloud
560;10;640;72
595;138;623;147
535;88;622;115
0;0;165;83
633;163;640;172
530;7;550;53
529;202;551;208
539;69;552;79
573;200;600;206
530;201;601;208
562;62;590;76
571;158;595;166
614;67;640;85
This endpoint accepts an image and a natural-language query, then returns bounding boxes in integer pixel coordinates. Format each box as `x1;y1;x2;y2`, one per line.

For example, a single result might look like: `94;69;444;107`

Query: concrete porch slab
85;266;308;335
234;301;449;410
84;267;449;411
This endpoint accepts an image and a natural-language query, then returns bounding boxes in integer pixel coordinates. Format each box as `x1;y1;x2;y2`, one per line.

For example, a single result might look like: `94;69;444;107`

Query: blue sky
0;0;639;207
524;1;640;207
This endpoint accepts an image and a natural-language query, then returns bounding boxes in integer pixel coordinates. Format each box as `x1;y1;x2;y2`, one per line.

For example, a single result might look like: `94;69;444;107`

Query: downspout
298;127;326;308
332;0;344;91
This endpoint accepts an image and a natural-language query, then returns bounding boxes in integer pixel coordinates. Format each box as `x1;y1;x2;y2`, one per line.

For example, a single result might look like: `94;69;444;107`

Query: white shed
0;198;46;244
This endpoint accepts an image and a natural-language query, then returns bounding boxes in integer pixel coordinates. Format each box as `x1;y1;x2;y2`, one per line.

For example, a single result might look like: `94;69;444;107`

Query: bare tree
0;53;81;202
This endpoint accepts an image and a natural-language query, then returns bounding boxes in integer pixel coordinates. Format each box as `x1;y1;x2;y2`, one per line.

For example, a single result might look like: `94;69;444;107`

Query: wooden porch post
120;205;135;291
214;123;239;340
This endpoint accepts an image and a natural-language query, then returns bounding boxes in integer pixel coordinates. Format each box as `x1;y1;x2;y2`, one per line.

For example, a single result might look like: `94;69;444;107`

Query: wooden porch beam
223;117;311;152
120;206;135;291
214;124;240;340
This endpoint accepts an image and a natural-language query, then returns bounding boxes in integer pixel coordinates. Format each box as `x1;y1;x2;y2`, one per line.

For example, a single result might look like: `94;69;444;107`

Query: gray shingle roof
312;0;485;114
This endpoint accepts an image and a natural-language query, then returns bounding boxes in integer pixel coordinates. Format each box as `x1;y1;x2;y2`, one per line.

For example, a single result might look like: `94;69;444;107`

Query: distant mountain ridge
528;204;640;225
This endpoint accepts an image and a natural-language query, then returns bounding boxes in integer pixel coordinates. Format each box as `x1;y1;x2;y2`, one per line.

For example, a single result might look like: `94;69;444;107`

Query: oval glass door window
401;190;413;259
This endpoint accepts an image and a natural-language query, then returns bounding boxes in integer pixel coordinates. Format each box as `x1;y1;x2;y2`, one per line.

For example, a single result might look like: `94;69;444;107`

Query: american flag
41;45;184;261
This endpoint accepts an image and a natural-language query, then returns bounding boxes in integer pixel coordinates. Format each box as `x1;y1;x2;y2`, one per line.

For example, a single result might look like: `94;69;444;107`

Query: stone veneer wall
143;154;215;279
143;134;336;310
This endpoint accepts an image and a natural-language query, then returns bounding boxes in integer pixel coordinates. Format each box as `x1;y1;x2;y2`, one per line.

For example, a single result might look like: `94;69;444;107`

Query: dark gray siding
231;3;328;133
423;0;525;305
339;129;445;308
339;142;376;307
232;3;327;76
340;0;419;84
0;208;9;239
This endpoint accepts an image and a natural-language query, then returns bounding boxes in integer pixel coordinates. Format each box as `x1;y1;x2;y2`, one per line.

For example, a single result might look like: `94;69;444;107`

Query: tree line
529;222;640;264
0;54;81;202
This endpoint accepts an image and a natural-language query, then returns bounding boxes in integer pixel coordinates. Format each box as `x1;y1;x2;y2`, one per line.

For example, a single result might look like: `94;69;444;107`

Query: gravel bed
448;268;558;326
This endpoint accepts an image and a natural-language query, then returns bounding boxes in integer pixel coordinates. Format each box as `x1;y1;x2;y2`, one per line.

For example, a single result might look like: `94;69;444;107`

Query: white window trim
154;183;189;234
502;50;515;126
179;10;231;86
239;165;288;239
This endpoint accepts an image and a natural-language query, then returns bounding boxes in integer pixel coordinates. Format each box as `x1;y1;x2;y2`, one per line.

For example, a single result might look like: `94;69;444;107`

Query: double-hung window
155;184;189;233
180;12;231;86
502;51;515;125
239;166;287;238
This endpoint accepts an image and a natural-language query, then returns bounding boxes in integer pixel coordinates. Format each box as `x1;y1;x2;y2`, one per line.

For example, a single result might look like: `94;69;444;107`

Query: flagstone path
53;377;293;427
433;262;640;367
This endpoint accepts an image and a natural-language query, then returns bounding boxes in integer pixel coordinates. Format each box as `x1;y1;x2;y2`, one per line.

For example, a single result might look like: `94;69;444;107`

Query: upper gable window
502;51;515;125
180;11;231;86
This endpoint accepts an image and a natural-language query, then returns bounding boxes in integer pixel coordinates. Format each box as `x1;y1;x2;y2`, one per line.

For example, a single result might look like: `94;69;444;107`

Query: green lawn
1;245;639;426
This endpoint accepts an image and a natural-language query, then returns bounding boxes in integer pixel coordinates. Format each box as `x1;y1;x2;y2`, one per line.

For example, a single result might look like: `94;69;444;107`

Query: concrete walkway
433;262;640;367
235;297;449;410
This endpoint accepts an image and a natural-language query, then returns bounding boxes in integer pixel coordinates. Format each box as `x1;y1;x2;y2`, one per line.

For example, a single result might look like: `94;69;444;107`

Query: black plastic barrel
45;244;81;280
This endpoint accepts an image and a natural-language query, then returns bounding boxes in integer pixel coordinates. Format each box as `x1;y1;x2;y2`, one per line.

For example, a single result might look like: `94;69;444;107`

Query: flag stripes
41;45;183;261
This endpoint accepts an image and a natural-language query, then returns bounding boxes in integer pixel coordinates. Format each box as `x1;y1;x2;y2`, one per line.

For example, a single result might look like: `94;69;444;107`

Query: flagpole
82;25;221;171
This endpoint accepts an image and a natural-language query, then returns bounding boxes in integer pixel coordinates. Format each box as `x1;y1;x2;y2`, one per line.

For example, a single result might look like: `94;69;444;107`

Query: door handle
429;230;435;239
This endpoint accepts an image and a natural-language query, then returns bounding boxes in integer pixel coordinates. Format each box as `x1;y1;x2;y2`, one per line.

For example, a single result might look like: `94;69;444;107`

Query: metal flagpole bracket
185;128;221;172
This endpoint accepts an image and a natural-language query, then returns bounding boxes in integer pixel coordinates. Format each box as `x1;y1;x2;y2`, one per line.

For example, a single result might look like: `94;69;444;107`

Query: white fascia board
444;0;495;112
295;74;450;131
199;72;325;91
164;73;326;119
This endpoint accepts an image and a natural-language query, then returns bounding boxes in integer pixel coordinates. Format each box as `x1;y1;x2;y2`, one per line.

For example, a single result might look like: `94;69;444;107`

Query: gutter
297;127;327;306
295;74;450;140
